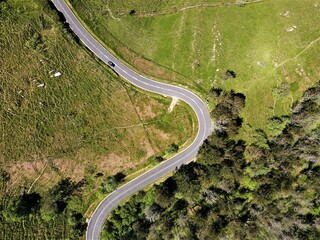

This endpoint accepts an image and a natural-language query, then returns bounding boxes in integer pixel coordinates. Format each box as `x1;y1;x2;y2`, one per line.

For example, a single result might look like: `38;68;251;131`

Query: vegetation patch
103;82;320;239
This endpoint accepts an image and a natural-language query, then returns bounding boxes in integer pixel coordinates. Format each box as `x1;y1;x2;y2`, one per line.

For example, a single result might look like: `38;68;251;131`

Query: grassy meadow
1;0;194;183
70;0;320;142
0;0;195;238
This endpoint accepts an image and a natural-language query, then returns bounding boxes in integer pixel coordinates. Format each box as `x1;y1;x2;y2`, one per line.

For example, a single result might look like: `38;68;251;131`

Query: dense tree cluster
104;83;320;239
0;176;87;239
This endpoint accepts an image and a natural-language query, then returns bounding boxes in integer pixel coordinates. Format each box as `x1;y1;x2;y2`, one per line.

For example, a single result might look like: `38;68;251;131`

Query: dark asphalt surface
51;1;212;239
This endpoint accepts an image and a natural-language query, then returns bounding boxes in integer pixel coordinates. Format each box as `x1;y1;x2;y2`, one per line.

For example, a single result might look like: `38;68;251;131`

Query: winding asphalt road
51;0;212;239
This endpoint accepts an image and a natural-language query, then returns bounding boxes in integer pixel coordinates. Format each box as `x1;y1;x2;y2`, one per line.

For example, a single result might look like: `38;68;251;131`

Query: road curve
51;0;212;239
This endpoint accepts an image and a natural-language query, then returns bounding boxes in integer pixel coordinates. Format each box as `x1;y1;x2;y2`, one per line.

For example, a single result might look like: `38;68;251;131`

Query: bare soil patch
98;153;138;175
121;47;178;81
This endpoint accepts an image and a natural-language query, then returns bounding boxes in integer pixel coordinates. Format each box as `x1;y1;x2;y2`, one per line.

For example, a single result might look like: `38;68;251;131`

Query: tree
166;143;179;154
15;192;41;216
154;177;177;208
267;116;290;137
100;176;117;194
0;169;10;183
50;178;84;213
68;211;87;237
211;88;223;97
253;129;270;150
223;70;237;80
129;9;136;15
103;83;320;239
272;82;289;99
114;172;126;183
174;163;202;203
144;203;161;222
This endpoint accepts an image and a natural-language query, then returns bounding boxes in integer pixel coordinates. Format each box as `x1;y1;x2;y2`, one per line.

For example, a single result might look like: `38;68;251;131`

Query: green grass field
0;0;195;238
1;0;194;179
70;0;320;142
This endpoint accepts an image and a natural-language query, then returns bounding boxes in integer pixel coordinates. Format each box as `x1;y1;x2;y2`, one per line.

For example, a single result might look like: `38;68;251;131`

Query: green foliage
239;176;259;191
100;176;117;194
15;192;42;217
24;31;44;51
144;203;161;222
148;155;164;165
105;191;151;240
114;172;126;183
0;175;87;239
136;149;146;158
104;83;320;239
166;143;179;154
50;178;84;213
67;212;87;236
0;169;10;183
211;91;245;136
267;116;290;137
272;82;290;99
174;163;202;203
252;129;270;150
99;172;126;195
154;177;177;208
223;69;237;80
290;82;299;92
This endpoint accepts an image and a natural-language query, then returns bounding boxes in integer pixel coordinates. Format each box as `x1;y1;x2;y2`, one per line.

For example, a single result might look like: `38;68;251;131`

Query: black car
108;61;115;67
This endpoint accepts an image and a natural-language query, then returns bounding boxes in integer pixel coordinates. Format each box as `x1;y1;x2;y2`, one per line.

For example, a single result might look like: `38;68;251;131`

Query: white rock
54;72;61;77
257;61;266;67
281;11;289;17
287;25;297;32
37;83;45;88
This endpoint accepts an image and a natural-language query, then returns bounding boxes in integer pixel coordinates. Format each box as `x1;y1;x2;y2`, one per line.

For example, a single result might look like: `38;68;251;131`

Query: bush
15;192;41;216
166;143;179;154
100;176;117;194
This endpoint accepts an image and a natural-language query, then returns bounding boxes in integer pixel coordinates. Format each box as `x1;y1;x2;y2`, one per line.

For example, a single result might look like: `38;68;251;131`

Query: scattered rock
54;72;61;77
257;61;267;68
37;83;45;88
281;11;290;17
287;25;297;32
